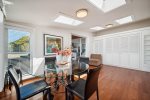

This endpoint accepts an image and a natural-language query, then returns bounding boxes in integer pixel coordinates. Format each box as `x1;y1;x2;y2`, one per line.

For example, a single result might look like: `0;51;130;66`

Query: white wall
4;22;93;75
32;26;93;58
5;21;93;58
0;10;4;91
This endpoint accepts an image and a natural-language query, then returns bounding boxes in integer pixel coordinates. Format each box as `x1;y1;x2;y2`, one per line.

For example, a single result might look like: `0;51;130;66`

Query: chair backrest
79;57;89;64
84;66;102;99
90;54;101;59
45;57;56;65
8;65;21;100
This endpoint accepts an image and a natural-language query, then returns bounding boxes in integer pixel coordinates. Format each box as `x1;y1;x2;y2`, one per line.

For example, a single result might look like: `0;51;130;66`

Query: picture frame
44;34;63;56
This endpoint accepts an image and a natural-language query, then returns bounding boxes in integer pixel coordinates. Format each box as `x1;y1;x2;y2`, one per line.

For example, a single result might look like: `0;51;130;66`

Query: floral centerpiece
53;48;72;63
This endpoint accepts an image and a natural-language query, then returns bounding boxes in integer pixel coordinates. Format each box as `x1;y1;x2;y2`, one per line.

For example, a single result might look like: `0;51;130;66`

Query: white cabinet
142;30;150;71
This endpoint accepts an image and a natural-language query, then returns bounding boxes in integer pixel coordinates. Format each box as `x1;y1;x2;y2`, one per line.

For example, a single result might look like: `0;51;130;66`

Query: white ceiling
5;0;150;32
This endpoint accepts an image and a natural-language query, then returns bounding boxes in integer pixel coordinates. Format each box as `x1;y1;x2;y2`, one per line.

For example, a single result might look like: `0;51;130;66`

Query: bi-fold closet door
94;31;141;70
103;32;140;69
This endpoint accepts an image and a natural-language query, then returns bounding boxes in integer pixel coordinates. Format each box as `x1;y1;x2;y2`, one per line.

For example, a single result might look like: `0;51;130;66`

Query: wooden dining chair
65;66;102;100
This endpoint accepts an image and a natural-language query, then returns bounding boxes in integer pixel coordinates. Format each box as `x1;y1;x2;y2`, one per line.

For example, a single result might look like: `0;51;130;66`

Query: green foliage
9;36;29;52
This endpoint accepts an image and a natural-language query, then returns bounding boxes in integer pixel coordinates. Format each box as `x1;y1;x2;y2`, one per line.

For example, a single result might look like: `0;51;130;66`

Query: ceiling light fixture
76;9;88;18
105;24;113;28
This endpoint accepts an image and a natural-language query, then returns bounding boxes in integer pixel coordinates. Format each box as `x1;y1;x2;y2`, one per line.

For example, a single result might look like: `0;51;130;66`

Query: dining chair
4;65;23;92
65;66;102;100
72;57;89;79
79;57;89;64
73;62;89;79
89;54;102;67
8;65;53;100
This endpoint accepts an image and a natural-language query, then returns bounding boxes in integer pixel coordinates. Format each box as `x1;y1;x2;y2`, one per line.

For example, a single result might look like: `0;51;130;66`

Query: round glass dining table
44;62;89;91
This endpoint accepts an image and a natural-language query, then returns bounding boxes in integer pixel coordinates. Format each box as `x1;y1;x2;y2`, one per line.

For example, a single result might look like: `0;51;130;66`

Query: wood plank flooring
0;65;150;100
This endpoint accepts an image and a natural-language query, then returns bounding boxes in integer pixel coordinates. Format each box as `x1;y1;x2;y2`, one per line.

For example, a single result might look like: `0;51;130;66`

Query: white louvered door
128;33;140;69
93;28;150;72
142;29;150;71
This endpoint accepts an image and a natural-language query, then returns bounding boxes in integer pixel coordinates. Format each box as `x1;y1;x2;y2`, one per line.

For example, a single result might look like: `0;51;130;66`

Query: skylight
54;15;83;26
90;26;104;31
87;0;126;12
116;16;133;24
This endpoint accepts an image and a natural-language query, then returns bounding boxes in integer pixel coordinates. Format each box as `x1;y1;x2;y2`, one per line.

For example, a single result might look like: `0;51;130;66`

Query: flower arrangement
55;48;72;63
62;48;72;56
54;48;72;56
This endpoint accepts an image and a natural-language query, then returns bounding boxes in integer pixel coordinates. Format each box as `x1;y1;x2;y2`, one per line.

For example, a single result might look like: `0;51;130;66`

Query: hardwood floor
0;65;150;100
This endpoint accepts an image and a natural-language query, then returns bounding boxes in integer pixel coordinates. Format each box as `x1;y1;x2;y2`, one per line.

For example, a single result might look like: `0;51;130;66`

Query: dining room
0;0;150;100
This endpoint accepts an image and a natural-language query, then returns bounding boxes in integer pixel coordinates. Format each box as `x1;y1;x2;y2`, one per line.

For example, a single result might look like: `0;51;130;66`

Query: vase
63;55;71;62
56;55;62;62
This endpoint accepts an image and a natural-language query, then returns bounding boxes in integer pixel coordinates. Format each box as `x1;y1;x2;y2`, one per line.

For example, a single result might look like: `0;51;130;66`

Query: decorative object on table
44;34;63;56
55;48;72;63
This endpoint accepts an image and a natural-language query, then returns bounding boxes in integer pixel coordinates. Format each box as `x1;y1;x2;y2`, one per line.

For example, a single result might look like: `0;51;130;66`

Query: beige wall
94;18;150;36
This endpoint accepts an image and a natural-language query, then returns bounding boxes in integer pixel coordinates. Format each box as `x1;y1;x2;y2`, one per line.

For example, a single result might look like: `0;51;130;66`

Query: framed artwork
44;34;63;56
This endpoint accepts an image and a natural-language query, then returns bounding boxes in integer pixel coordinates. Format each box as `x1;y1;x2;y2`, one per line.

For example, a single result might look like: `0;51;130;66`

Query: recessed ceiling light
54;15;83;26
115;16;133;24
90;26;104;30
105;24;113;28
87;0;126;12
76;9;88;18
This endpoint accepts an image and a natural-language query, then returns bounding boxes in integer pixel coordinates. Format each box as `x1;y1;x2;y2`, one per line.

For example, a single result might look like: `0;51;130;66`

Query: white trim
4;22;34;32
5;24;34;74
94;27;150;39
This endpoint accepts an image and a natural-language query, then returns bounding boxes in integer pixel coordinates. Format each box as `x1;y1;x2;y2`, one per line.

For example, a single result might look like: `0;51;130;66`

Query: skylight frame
87;0;126;13
115;16;133;24
54;15;83;26
90;26;104;31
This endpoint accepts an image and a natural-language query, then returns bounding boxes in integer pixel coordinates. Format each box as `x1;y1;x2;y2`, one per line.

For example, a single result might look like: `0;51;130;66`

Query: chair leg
72;93;74;100
65;88;69;100
47;88;51;100
96;88;99;100
69;92;74;100
43;91;46;100
78;75;80;79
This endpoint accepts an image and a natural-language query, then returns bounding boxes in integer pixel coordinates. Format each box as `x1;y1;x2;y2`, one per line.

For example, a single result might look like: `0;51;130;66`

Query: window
8;28;31;75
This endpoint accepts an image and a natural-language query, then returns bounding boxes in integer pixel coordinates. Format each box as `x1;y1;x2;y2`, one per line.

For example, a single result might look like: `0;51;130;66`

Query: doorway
71;35;86;60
